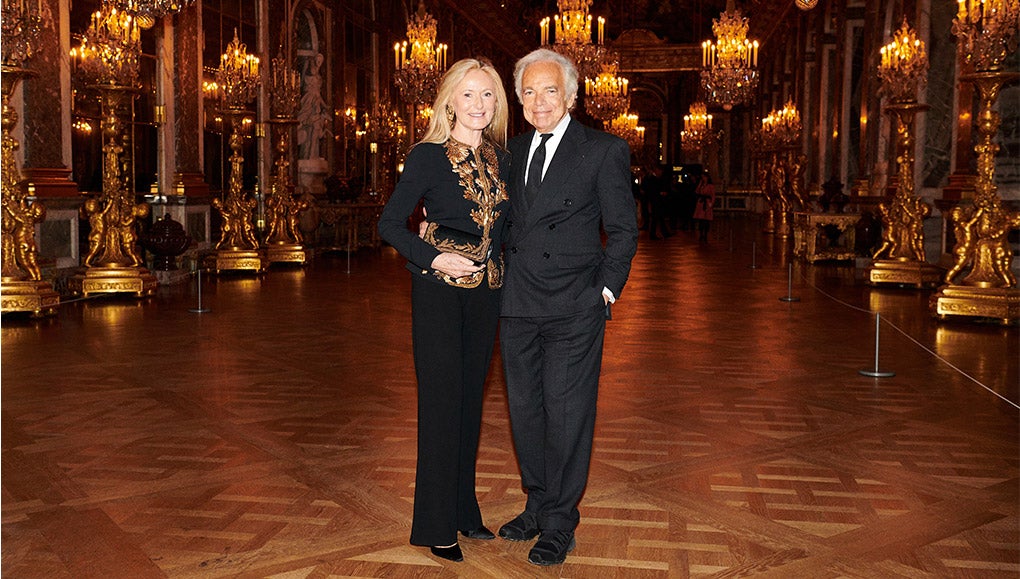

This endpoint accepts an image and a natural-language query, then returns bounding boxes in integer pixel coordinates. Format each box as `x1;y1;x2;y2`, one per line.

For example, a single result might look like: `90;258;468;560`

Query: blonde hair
419;58;509;148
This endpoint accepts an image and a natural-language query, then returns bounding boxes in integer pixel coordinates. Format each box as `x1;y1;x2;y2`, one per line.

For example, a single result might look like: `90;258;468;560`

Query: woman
693;172;715;242
377;58;510;563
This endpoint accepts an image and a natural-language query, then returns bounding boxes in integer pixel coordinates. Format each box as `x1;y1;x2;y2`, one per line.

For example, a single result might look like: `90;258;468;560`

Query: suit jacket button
548;223;556;229
508;220;514;227
543;252;550;258
511;247;518;253
564;199;573;206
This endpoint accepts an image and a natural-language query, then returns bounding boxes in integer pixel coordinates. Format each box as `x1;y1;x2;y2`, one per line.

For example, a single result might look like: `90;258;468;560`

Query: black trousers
409;275;501;546
500;304;606;532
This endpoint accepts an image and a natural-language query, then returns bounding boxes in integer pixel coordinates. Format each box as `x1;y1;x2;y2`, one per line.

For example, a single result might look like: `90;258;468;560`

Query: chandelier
269;51;301;119
761;100;801;148
952;0;1020;73
584;51;629;122
700;0;759;110
393;0;448;107
216;28;261;109
540;0;606;80
878;18;928;103
2;0;42;67
114;0;195;29
607;112;644;150
72;1;142;87
366;102;406;144
680;101;715;158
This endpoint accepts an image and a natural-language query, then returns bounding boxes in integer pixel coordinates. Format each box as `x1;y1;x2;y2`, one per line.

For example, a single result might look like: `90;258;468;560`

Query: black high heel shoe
460;525;495;540
429;543;464;562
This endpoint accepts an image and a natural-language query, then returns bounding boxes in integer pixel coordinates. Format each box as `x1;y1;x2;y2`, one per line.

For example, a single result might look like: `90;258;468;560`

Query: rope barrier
760;248;1020;411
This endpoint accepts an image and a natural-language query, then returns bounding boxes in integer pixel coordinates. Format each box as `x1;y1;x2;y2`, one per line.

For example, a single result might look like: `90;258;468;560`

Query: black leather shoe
528;530;575;566
498;512;540;542
429;544;463;562
460;525;495;540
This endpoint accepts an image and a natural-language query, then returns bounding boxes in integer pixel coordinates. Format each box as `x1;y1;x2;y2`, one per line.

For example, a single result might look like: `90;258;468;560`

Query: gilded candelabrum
263;53;309;265
0;0;59;314
867;18;942;288
69;0;158;297
932;0;1020;323
760;101;803;238
210;29;264;273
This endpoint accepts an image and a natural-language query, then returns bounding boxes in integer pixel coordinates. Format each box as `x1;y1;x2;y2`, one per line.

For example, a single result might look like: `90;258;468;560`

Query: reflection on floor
3;215;1017;578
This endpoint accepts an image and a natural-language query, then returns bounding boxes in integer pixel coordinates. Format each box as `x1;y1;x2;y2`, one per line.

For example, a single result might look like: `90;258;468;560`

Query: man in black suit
497;48;639;566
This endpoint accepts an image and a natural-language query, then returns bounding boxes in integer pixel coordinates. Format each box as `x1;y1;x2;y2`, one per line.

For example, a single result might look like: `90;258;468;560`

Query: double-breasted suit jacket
501;117;638;317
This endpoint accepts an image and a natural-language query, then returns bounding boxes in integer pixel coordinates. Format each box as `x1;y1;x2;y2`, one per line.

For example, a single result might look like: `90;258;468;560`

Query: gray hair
513;48;578;109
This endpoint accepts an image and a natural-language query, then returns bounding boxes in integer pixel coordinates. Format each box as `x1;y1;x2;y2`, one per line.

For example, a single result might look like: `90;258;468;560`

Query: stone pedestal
297;158;329;195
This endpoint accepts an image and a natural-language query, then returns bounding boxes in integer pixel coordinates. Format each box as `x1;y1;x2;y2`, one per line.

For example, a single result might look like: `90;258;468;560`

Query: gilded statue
11;197;44;280
213;130;260;250
944;194;1020;287
873;194;931;262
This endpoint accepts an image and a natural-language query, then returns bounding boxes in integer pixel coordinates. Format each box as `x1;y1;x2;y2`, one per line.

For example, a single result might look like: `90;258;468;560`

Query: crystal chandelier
540;0;607;80
367;102;406;144
700;0;759;110
878;18;928;103
2;0;42;67
114;0;195;29
269;51;301;119
393;0;448;107
952;0;1020;73
72;0;142;87
607;112;644;150
584;51;629;122
761;100;801;148
680;101;715;158
216;28;261;109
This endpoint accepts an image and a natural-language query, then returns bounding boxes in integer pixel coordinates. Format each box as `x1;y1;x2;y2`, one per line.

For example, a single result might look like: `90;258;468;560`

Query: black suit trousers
409;275;501;546
500;304;606;532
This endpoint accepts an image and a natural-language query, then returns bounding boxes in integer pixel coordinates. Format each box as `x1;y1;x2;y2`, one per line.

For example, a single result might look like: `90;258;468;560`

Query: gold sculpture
1;0;59;316
263;52;308;265
759;101;804;238
67;1;157;297
867;19;942;288
211;29;264;273
71;87;157;296
932;0;1020;324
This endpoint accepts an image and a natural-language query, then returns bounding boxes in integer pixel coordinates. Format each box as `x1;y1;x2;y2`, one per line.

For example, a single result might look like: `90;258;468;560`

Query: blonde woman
378;58;510;563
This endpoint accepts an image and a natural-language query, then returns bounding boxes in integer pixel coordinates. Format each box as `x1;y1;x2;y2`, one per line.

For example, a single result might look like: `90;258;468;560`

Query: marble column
21;0;77;198
172;4;210;198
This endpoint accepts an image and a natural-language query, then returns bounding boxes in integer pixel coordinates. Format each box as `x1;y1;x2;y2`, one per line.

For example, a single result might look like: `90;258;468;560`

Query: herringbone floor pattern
3;215;1017;578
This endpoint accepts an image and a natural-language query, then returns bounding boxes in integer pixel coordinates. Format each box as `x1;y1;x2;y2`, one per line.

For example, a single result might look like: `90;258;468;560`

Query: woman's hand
431;252;482;278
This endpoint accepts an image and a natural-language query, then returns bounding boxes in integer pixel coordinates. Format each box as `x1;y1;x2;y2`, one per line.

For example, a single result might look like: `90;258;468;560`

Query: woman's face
450;68;497;137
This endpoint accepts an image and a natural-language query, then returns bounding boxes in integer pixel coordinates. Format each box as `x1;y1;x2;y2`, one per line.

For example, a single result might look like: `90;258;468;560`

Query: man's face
520;60;571;134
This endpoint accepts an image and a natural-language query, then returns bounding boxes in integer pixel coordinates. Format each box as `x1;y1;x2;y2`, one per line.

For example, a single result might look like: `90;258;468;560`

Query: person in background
641;164;672;240
693;171;715;242
377;58;510;564
497;48;639;566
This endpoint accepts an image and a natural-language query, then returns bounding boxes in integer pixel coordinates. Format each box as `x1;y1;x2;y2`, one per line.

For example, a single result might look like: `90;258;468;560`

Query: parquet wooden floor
3;215;1017;578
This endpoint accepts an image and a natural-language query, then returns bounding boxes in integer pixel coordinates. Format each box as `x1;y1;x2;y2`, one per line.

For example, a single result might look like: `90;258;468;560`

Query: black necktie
525;133;553;206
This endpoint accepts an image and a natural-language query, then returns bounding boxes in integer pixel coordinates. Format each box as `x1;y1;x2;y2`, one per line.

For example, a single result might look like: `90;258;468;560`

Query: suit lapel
535;121;586;207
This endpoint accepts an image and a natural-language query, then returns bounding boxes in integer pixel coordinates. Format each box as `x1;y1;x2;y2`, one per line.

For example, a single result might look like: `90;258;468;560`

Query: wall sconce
370;142;378;154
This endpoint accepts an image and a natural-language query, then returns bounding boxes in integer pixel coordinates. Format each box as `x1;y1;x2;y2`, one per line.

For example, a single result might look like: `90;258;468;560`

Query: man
497;48;639;566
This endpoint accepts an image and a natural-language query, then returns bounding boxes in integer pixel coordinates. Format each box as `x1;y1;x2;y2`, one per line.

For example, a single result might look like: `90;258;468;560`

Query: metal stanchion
750;241;759;269
779;262;800;302
859;313;895;377
189;268;211;314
